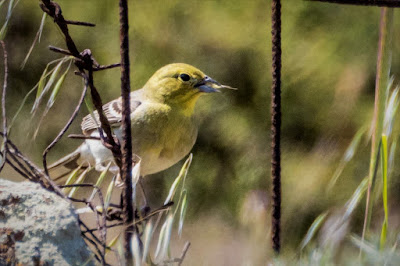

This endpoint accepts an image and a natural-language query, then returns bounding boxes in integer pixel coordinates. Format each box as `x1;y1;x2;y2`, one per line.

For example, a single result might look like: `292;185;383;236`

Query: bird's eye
179;73;191;82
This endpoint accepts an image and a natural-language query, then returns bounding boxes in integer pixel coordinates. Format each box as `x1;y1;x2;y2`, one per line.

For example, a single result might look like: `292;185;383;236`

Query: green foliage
299;7;400;265
0;0;18;40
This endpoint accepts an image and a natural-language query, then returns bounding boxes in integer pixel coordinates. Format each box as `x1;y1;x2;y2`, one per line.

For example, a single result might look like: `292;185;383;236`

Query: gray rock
0;179;95;265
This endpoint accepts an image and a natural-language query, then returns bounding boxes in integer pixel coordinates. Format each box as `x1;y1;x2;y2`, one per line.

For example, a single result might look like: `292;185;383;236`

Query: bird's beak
194;76;222;93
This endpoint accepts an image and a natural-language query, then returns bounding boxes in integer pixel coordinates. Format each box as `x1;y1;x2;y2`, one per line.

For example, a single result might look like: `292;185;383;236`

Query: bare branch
0;41;8;172
48;45;73;56
43;79;88;176
93;63;121;71
178;242;191;266
68;134;101;140
64;19;95;27
39;0;81;57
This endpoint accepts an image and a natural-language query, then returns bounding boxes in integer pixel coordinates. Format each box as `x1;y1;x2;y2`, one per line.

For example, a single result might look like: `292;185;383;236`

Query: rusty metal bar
308;0;400;7
271;0;282;254
119;0;134;262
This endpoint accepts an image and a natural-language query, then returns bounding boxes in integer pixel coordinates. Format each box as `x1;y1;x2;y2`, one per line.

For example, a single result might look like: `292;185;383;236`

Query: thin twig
60;183;107;262
43;79;88;176
60;183;100;189
178;241;191;266
91;202;105;262
82;202;174;233
93;186;108;261
0;41;8;172
5;158;32;180
6;150;36;179
163;242;191;265
79;220;106;247
68;134;101;140
80;233;103;264
67;197;89;204
48;45;73;56
64;19;95;27
79;220;106;264
82;222;124;233
5;139;65;197
40;0;81;57
93;63;121;71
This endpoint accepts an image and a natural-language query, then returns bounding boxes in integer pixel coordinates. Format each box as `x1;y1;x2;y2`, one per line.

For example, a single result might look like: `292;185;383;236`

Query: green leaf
164;154;192;205
384;84;399;136
142;219;154;264
178;190;187;237
104;174;116;210
154;216;168;259
380;220;388;251
31;58;66;114
328;126;366;190
131;233;142;266
33;67;50;112
0;0;15;40
21;13;47;69
131;158;141;192
117;236;124;265
62;165;83;194
300;212;328;250
380;134;388;249
106;233;121;253
344;177;369;221
155;214;174;261
88;161;111;202
155;214;174;260
364;7;394;241
84;95;100;129
68;167;92;198
388;141;396;177
45;60;72;111
35;59;64;108
350;235;377;255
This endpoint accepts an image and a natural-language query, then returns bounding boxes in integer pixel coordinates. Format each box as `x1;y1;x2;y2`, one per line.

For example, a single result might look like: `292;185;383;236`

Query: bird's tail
48;148;81;171
47;147;83;182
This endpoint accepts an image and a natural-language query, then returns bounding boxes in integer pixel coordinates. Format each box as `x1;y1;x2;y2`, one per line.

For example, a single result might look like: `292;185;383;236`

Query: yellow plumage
49;63;231;177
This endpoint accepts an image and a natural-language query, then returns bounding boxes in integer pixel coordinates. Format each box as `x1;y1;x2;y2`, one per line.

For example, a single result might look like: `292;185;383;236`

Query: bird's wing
81;94;142;134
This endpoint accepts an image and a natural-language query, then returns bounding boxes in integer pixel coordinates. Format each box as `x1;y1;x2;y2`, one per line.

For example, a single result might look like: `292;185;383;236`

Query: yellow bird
49;63;232;177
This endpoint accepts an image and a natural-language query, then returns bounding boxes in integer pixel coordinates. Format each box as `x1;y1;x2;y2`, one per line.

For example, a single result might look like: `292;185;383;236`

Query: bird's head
143;63;231;115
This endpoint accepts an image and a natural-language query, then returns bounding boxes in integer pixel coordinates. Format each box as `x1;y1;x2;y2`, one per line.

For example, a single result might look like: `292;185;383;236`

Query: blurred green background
2;0;400;264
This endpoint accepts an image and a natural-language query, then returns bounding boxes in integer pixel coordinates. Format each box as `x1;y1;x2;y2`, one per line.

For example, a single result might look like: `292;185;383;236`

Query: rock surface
0;179;94;265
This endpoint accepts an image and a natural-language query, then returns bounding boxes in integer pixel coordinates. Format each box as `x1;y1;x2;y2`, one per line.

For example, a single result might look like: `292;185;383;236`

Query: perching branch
0;41;8;172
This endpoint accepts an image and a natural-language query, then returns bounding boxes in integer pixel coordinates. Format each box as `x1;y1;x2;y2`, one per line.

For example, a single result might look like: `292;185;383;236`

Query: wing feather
81;96;142;134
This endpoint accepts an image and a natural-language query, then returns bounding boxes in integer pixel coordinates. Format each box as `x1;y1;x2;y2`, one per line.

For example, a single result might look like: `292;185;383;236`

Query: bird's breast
116;103;198;175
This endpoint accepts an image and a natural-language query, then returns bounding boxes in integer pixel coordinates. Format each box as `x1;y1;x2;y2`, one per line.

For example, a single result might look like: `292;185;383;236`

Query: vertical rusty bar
119;0;133;262
271;0;282;254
